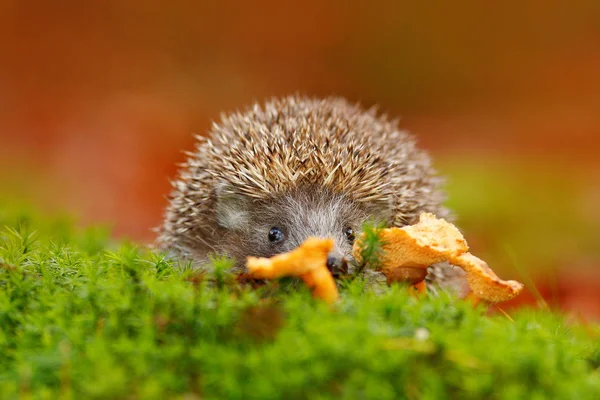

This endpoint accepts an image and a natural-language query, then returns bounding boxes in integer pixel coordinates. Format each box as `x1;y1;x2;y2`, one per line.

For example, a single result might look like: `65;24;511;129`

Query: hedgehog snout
326;255;348;277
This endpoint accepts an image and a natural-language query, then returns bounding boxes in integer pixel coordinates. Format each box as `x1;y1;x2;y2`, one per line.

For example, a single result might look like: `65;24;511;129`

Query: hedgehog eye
268;227;285;243
344;227;355;243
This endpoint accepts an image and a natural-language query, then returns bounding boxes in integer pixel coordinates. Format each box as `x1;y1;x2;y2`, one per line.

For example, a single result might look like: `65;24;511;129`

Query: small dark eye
344;227;355;243
268;227;284;243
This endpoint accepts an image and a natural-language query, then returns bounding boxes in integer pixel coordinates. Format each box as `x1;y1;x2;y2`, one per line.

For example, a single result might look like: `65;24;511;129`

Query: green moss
0;205;599;399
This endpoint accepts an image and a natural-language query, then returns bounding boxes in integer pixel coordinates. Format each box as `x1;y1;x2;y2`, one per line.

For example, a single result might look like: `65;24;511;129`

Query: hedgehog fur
158;96;465;291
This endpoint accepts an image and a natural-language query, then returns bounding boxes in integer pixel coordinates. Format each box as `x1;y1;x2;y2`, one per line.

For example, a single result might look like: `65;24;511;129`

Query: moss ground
0;204;599;399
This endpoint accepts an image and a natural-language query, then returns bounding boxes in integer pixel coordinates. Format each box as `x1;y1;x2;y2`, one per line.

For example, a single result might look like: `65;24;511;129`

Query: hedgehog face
215;186;384;275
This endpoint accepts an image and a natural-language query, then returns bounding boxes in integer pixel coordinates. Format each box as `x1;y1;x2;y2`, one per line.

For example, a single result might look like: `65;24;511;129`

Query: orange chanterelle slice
246;237;339;303
352;213;524;304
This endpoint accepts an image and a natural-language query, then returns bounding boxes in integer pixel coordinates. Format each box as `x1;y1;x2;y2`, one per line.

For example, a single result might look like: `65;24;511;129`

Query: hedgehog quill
158;96;465;291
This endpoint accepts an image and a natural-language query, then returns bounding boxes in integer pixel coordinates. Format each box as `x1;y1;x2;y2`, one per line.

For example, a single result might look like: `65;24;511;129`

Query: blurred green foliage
442;158;600;274
1;203;599;399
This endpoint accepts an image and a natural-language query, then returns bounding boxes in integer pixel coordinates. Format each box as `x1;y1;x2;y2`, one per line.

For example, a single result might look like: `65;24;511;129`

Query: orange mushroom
353;213;524;304
246;237;339;303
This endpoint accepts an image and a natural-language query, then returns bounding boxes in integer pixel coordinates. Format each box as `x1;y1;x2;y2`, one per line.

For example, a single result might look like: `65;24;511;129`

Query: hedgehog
158;96;466;292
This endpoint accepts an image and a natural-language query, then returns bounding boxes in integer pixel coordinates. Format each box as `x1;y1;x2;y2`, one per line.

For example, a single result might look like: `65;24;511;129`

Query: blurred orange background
1;1;599;317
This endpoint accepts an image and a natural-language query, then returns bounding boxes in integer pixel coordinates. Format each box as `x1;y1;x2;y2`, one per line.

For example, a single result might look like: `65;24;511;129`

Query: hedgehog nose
326;255;348;278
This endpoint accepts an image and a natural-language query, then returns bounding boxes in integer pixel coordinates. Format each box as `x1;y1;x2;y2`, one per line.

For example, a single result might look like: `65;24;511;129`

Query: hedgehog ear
215;183;250;231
